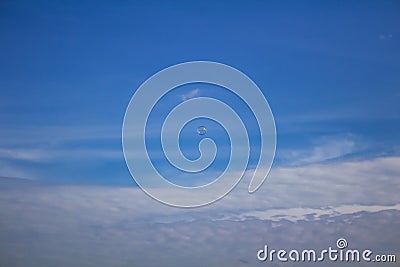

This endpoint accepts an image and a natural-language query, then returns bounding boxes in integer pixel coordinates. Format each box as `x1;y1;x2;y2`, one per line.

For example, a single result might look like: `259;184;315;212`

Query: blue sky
1;0;399;185
0;2;400;266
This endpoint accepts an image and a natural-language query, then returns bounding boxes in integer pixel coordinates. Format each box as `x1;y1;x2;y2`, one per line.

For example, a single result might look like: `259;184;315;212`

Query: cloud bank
0;156;399;266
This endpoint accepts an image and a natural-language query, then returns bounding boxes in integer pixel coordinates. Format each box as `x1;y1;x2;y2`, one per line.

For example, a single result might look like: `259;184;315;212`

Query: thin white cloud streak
0;124;122;164
379;33;393;40
278;136;359;165
0;147;122;162
217;203;400;223
0;124;120;146
277;101;400;125
0;163;34;180
0;146;122;179
180;88;200;101
0;148;47;161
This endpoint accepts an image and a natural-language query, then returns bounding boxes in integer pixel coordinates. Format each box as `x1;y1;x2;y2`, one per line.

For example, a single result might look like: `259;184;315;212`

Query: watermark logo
122;61;276;207
257;238;397;263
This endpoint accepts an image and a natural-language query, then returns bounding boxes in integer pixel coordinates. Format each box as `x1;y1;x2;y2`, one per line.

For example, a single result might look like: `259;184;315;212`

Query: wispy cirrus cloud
0;123;124;180
0;163;34;180
180;88;200;101
277;135;359;166
379;33;393;40
0;147;122;162
0;124;120;146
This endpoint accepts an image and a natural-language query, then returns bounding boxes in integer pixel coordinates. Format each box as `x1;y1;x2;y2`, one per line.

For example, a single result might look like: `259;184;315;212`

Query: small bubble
197;126;207;136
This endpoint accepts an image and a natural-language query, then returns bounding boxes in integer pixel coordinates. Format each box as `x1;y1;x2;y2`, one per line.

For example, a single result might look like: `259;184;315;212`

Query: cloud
278;136;358;165
0;124;120;147
0;156;399;220
0;185;399;266
277;107;400;135
0;148;48;161
0;163;34;180
0;124;122;179
1;155;399;266
218;203;400;223
0;147;122;162
180;88;200;101
379;34;393;40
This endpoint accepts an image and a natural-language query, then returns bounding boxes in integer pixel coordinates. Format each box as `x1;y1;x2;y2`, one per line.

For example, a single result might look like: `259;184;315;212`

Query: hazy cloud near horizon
1;155;399;266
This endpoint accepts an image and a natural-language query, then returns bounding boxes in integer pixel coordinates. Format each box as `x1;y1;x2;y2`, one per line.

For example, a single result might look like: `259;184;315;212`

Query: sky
0;1;399;266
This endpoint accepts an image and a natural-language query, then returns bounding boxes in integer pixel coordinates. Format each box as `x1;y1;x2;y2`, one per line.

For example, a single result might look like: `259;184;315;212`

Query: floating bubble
197;126;207;136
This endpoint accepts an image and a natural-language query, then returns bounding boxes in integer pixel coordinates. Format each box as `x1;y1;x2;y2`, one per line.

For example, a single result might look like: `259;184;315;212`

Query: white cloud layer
0;156;399;266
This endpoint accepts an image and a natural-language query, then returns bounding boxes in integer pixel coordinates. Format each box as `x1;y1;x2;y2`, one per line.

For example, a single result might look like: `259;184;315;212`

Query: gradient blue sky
1;2;400;266
1;0;399;186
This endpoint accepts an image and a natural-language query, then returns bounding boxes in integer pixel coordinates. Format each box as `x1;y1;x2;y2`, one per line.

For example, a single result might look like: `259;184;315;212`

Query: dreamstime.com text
257;238;396;263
